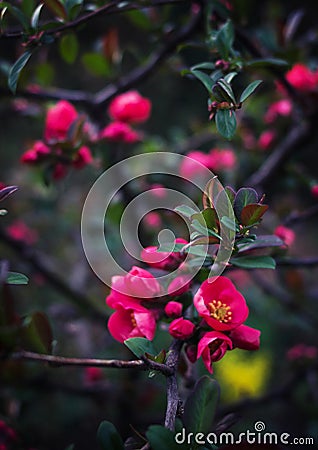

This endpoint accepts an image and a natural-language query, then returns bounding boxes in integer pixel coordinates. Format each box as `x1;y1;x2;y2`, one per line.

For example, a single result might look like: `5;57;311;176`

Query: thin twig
0;227;105;322
6;350;173;375
276;257;318;268
283;204;318;227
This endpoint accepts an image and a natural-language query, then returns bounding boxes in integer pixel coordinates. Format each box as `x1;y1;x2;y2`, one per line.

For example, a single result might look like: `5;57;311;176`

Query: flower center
208;300;232;323
208;338;222;353
130;312;137;328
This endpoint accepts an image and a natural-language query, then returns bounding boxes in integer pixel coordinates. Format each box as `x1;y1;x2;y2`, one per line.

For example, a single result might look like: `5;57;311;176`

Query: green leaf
0;209;7;216
239;80;262;103
191;70;214;93
0;3;30;30
192;208;218;232
223;71;238;83
65;0;83;20
233;187;258;220
124;337;157;358
146;425;189;450
157;243;185;253
217;78;236;103
246;58;288;68
215;20;234;59
31;3;44;30
97;421;124;450
237;234;284;252
240;203;268;226
8;51;32;94
191;219;221;240
21;0;35;18
6;272;29;285
21;312;53;353
43;0;67;20
221;216;238;232
81;53;110;77
230;255;276;269
191;62;215;71
183;376;220;439
126;10;152;30
225;186;236;205
59;33;78;64
215;109;237;139
174;205;197;219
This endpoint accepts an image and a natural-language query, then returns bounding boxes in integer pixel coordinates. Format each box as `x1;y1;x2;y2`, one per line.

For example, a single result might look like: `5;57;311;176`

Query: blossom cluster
106;242;260;374
20;91;151;180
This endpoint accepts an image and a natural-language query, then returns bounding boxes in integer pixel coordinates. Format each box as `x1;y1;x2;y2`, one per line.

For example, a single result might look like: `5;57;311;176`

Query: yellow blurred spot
215;349;270;402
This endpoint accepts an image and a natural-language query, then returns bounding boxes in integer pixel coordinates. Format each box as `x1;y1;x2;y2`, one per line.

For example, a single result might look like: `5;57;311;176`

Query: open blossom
169;317;195;340
193;276;249;331
197;331;233;373
274;225;295;246
44;100;78;142
141;238;187;270
143;211;162;228
208;148;236;171
108;91;151;123
108;307;156;343
100;121;140;143
7;221;38;245
287;344;318;361
106;266;162;312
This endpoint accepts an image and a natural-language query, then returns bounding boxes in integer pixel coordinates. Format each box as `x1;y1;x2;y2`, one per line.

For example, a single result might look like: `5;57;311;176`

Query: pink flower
258;130;276;150
167;275;192;297
287;344;318;361
141;238;187;270
44;100;78;142
197;331;233;373
169;317;195;340
164;301;183;318
274;225;295;246
285;63;317;92
7;221;38;245
149;184;167;198
106;266;162;311
108;91;151;123
265;99;292;123
52;163;68;180
21;140;50;164
100;121;140;143
143;211;162;228
84;367;103;383
108;307;156;342
0;182;5;191
193;276;249;331
229;324;260;350
208;148;236;171
180;151;212;179
311;184;318;199
73;146;93;169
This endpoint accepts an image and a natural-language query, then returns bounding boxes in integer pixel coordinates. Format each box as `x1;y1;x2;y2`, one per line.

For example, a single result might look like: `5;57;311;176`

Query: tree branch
164;339;183;430
283;204;318;227
0;227;105;322
276;257;318;268
6;350;173;375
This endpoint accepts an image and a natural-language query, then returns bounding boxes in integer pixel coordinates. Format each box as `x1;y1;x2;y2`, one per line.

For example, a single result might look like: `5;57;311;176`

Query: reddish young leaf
240;203;268;226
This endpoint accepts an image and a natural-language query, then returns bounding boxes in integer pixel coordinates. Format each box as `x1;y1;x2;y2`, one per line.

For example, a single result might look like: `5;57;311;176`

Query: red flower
141;238;187;270
229;324;260;350
258;130;276;150
287;343;318;361
73;146;93;169
169;317;195;340
52;163;68;180
21;140;50;164
44;100;78;142
7;221;38;245
108;91;151;123
164;301;183;318
285;63;317;92
193;276;249;331
274;225;295;246
84;367;103;383
107;307;156;343
180;149;236;179
167;275;191;297
265;99;292;123
208;148;236;171
100;121;140;143
311;184;318;199
197;331;233;373
143;211;162;228
106;266;162;311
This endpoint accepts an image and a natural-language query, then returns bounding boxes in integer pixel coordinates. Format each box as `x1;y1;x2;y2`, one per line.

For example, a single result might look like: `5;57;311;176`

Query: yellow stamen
130;312;137;328
208;299;232;323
